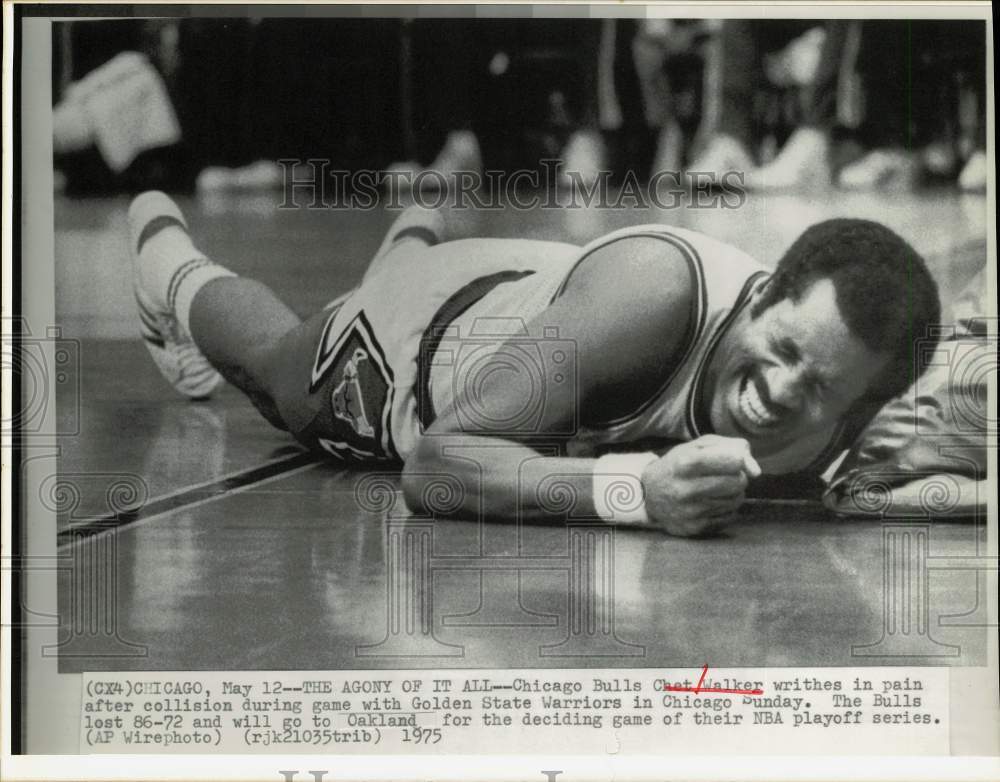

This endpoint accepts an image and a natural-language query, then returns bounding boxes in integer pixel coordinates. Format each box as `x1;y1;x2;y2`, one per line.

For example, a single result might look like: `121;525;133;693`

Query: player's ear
749;277;776;318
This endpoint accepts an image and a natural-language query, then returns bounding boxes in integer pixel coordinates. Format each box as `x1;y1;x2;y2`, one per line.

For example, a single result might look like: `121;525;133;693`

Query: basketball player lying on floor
130;192;940;537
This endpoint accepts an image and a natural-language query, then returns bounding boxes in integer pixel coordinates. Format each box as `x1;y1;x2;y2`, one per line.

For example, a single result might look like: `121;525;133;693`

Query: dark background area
51;16;988;195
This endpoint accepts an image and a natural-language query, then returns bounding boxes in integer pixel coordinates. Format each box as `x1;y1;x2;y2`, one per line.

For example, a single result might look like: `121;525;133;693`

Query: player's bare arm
128;192;941;538
402;237;758;536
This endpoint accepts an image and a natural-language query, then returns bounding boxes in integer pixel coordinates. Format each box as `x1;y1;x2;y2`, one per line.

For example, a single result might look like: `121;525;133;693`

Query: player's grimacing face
710;278;889;455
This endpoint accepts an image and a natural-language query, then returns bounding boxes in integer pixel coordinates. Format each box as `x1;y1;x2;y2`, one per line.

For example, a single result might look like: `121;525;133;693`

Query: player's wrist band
592;452;659;525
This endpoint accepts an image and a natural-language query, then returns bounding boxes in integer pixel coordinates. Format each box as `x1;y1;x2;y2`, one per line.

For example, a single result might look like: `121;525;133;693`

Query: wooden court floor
51;187;991;671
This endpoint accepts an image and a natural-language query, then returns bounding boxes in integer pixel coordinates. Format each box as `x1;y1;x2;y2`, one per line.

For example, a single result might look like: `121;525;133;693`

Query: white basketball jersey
315;222;845;474
428;224;841;473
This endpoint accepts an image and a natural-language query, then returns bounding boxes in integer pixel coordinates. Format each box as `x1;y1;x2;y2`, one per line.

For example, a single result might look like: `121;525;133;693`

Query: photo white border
2;1;997;780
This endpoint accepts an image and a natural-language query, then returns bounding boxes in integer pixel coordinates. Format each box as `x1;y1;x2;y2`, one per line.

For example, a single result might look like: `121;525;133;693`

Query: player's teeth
740;378;776;427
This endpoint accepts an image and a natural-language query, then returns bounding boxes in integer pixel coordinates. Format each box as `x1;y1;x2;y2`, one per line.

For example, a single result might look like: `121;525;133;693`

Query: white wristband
592;452;659;525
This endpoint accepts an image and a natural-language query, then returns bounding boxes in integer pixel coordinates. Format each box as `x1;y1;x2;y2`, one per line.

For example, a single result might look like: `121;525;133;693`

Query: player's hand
640;434;761;537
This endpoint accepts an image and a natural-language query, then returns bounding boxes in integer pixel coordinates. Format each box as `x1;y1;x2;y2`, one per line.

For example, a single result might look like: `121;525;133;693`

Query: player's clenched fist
641;434;761;537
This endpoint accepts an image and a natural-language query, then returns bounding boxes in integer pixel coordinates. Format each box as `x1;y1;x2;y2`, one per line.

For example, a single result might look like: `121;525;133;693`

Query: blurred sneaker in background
921;140;959;179
196;160;284;192
558;129;607;189
685;133;754;189
743;127;831;191
838;148;919;191
764;26;826;88
958;150;987;193
385;130;483;193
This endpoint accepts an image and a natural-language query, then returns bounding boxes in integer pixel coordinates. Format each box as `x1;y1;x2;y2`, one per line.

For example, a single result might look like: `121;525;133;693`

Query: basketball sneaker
129;191;224;399
743;127;831;192
685;133;755;189
837;148;918;192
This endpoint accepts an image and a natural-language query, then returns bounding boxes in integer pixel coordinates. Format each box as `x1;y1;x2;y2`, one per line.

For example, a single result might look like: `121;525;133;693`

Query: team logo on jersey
332;348;377;438
311;309;396;461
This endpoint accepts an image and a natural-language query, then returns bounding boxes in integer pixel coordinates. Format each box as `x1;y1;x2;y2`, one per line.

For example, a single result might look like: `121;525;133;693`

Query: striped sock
171;259;235;337
140;225;235;335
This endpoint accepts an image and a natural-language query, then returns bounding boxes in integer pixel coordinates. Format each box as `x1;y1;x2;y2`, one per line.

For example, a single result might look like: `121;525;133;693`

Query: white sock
141;226;235;335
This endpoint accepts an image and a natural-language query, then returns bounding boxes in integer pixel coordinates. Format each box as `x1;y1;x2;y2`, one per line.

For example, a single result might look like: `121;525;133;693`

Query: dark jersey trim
307;305;400;461
687;271;771;437
415;270;535;429
309;301;347;392
356;308;399;461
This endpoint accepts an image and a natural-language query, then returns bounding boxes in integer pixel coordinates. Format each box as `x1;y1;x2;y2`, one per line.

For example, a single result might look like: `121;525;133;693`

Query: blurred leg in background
529;18;662;188
176;19;260;190
687;20;793;184
949;20;988;193
744;21;847;191
836;20;923;191
51;16;986;200
387;19;483;192
186;18;403;193
689;19;843;190
631;19;713;178
393;18;618;191
557;18;612;187
838;20;987;192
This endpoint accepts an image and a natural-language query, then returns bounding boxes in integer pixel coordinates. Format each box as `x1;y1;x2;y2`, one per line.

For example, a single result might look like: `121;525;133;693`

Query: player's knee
267;376;315;437
249;391;289;432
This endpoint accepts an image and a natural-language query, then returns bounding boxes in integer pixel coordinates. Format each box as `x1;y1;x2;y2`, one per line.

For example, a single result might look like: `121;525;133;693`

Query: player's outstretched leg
129;191;233;398
129;191;300;429
362;200;485;282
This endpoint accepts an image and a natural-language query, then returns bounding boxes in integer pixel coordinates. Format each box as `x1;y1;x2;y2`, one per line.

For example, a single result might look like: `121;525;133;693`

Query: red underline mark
661;665;764;696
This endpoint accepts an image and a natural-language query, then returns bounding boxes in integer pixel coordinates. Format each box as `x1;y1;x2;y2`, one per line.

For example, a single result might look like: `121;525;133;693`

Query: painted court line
55;448;823;550
57;451;321;548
